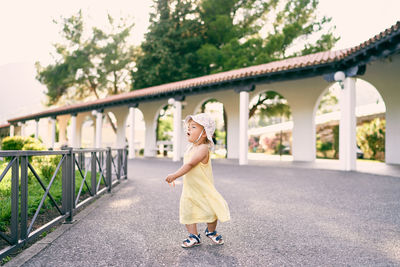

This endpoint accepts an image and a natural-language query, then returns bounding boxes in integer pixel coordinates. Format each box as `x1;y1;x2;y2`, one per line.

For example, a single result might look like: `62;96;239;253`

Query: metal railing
0;147;128;260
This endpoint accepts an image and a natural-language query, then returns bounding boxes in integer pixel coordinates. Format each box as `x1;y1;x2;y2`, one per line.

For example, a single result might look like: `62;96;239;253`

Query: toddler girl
165;113;230;248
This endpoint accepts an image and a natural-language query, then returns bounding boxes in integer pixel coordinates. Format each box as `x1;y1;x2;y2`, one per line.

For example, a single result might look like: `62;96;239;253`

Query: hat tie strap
194;128;205;144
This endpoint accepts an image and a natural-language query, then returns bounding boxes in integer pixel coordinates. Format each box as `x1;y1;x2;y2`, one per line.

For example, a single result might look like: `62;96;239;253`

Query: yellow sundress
179;148;230;224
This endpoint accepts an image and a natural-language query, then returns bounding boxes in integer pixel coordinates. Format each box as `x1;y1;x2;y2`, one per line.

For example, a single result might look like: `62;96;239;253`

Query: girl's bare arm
165;145;208;183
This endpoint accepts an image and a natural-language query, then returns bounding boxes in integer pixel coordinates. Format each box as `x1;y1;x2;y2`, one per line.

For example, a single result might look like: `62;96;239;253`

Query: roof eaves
7;21;400;124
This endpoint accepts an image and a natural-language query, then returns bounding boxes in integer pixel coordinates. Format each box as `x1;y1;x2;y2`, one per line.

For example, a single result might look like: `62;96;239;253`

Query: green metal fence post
10;157;19;245
117;149;122;180
124;148;128;179
106;148;112;192
91;152;97;195
20;156;28;240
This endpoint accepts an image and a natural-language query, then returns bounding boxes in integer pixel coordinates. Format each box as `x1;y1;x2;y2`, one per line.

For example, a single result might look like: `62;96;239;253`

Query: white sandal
205;228;224;245
181;233;201;248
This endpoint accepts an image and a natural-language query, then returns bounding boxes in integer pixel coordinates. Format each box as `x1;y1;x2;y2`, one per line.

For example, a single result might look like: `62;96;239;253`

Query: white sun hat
184;113;216;145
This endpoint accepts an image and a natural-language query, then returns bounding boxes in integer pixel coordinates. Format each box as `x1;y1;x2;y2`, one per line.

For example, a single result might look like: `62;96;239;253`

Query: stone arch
248;89;293;160
78;113;96;148
313;78;386;161
155;103;174;157
102;110;118;147
125;107;146;157
193;97;228;158
104;106;130;148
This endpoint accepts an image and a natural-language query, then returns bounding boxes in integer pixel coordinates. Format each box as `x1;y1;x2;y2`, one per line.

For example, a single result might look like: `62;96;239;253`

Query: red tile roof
8;21;400;123
0;123;10;129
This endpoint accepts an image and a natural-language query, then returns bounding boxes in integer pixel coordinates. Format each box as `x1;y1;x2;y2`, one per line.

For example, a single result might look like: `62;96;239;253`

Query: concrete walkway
8;158;400;266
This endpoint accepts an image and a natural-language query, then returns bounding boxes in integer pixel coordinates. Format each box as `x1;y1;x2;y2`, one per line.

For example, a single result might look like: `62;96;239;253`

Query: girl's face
186;120;206;144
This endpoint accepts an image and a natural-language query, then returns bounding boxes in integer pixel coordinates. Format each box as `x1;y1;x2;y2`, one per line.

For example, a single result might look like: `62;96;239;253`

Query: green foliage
22;142;47;151
249;91;291;120
132;0;203;89
1;136;26;150
1;136;45;161
133;0;338;89
157;106;174;141
0;256;11;264
332;125;339;159
214;129;226;145
0;160;99;235
317;89;339;115
32;155;62;182
30;134;43;143
357;118;385;160
316;140;333;158
36;11;135;106
197;0;338;73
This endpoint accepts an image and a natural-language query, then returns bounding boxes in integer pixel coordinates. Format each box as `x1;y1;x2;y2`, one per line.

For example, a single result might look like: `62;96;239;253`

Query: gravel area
18;158;400;266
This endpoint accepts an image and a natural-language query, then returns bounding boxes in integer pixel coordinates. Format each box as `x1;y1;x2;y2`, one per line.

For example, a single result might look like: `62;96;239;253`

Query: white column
291;106;315;161
116;115;127;149
71;115;77;148
173;100;182;162
128;107;136;159
20;123;25;137
92;118;97;148
10;125;15;137
76;115;84;148
386;99;400;165
58;116;68;146
144;118;157;157
95;111;103;148
239;91;249;165
51;117;56;149
35;119;39;139
339;77;357;171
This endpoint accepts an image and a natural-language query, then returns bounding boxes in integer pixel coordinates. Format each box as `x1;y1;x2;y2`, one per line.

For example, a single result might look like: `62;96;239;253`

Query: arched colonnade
8;56;400;170
7;22;400;170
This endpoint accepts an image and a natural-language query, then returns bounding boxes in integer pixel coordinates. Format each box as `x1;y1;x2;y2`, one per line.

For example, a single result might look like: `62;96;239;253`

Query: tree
156;105;174;141
317;88;339;115
133;0;338;120
197;0;339;73
249;91;291;120
36;11;135;132
132;0;204;89
199;0;338;120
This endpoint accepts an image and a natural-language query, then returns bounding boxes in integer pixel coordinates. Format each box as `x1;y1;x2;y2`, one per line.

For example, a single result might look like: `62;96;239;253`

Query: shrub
40;162;57;182
317;140;333;158
274;143;285;155
332;125;339;159
22;142;46;151
33;155;62;182
1;136;44;151
2;136;46;161
1;136;26;150
357;118;385;160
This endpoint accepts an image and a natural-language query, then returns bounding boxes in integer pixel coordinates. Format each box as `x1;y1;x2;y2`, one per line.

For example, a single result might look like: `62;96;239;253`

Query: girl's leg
206;220;218;232
206;220;224;245
185;223;198;235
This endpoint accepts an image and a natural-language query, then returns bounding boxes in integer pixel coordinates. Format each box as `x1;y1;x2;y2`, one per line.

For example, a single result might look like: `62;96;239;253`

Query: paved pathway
9;158;400;266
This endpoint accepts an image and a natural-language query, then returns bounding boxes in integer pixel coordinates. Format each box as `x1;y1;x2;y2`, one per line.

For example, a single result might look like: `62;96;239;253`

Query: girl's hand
165;174;176;183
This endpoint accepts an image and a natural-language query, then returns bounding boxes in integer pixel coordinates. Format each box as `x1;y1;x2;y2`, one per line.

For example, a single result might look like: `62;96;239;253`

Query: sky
0;0;399;66
0;0;399;123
